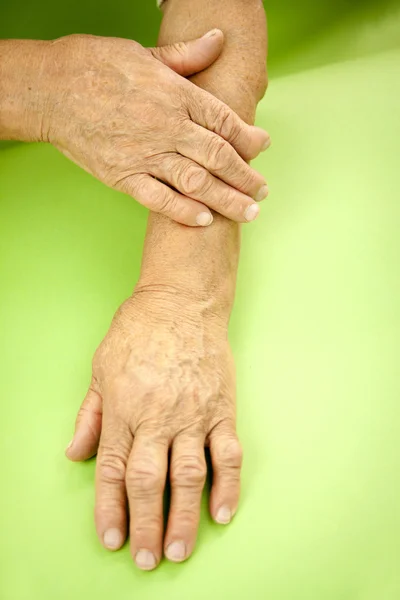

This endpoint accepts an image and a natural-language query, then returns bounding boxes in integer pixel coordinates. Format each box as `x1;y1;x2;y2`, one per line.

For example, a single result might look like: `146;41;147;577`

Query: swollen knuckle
154;189;175;214
240;166;258;189
172;455;207;488
170;507;198;527
216;106;239;140
133;514;163;537
179;163;208;196
216;105;231;129
218;191;238;212
126;462;164;496
129;174;147;197
218;438;243;469
208;136;230;171
98;452;127;483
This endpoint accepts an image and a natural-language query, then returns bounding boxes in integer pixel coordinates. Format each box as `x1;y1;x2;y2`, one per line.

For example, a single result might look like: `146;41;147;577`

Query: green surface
1;1;400;599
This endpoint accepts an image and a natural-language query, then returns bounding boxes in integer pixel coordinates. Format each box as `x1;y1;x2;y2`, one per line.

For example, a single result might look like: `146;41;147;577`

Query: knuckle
170;41;187;57
98;450;127;484
76;404;90;422
126;461;164;497
240;167;259;192
153;188;175;215
179;163;209;196
216;105;240;141
133;514;163;537
126;174;147;199
207;136;231;172
172;455;207;488
169;507;198;528
218;190;238;212
217;438;243;470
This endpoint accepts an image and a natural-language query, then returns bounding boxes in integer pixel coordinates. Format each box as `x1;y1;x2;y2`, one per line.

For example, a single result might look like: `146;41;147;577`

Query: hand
66;288;242;570
42;32;270;226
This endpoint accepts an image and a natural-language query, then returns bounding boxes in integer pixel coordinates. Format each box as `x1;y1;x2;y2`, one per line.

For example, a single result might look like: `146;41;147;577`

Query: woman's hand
66;288;242;570
40;32;269;225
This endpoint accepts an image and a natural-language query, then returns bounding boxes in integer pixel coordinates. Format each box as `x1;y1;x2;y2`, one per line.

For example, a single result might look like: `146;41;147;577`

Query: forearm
0;39;52;141
137;0;267;323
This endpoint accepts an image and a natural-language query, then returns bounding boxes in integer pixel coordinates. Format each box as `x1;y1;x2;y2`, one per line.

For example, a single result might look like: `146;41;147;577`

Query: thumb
65;377;103;462
150;29;224;77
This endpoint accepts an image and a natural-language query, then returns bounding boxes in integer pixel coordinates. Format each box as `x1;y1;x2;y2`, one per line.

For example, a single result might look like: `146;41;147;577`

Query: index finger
95;419;132;551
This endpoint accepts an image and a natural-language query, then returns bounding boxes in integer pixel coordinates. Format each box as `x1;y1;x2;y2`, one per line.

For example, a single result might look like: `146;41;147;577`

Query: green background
1;1;400;598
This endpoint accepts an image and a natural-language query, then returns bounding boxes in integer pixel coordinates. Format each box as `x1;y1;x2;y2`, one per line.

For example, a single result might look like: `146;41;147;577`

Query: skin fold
67;0;268;570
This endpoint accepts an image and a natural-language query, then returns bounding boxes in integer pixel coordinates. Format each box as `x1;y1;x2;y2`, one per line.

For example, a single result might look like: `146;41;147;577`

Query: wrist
132;280;233;328
138;209;239;326
0;39;54;142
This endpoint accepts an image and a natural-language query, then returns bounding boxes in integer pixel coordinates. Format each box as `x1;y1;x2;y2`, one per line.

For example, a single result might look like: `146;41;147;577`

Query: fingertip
65;438;82;462
103;528;125;551
65;431;98;461
67;383;102;461
201;28;223;40
244;203;260;222
64;439;74;460
248;126;271;158
191;30;224;72
165;540;187;563
64;443;82;462
214;505;232;525
135;549;158;571
252;125;270;138
254;184;269;203
196;211;213;226
261;136;272;151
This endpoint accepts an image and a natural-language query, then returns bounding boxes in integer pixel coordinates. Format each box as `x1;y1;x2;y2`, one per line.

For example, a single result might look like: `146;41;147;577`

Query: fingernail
135;549;157;570
255;185;269;202
215;506;232;524
165;541;186;562
65;440;73;453
196;212;213;226
103;528;123;550
244;204;260;222
202;29;221;39
261;137;271;151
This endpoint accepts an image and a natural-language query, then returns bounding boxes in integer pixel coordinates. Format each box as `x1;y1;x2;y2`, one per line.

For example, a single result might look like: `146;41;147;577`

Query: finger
185;85;271;161
176;123;268;201
156;155;261;223
126;432;168;571
117;174;213;227
150;29;224;77
95;419;132;551
209;422;243;525
65;377;102;461
164;432;207;563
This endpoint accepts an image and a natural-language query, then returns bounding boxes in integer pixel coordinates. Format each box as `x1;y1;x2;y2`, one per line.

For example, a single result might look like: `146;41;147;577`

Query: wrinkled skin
67;290;242;570
43;34;269;226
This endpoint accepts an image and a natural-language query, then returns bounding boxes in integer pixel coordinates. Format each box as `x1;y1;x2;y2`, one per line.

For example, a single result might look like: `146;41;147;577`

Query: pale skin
0;0;267;571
